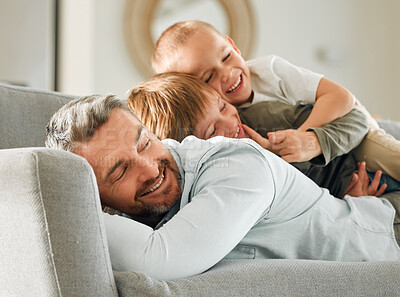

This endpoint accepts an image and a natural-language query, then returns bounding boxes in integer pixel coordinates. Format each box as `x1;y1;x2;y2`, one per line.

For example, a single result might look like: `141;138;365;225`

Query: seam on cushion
0;82;74;99
33;152;63;297
85;159;118;294
0;83;76;107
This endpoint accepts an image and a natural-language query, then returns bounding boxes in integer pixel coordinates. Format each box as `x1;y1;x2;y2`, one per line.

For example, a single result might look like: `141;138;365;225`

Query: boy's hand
242;124;272;151
342;161;387;197
267;129;322;163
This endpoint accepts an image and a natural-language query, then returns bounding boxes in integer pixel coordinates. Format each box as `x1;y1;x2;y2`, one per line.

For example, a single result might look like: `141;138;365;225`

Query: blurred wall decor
124;0;255;79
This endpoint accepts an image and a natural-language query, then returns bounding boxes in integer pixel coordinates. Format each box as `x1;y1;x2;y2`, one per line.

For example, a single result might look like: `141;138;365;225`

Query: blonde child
151;20;400;181
127;72;400;198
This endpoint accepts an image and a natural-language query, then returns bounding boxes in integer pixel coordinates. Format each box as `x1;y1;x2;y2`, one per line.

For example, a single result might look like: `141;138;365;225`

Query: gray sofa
1;81;400;297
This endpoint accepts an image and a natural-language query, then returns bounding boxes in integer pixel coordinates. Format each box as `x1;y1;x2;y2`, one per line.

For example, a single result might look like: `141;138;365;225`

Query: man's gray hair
45;94;133;152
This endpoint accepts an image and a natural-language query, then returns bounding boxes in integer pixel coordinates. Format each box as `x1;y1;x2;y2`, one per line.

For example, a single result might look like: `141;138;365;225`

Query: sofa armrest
115;258;400;296
378;119;400;140
0;148;118;297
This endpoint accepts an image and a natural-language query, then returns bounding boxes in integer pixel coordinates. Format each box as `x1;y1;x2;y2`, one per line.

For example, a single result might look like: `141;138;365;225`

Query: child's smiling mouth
227;74;242;93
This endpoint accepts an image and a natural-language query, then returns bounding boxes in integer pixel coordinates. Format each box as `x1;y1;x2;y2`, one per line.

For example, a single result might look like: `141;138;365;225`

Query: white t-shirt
243;55;323;107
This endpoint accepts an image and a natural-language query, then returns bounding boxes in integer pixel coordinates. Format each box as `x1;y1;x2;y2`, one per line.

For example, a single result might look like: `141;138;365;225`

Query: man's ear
225;36;241;55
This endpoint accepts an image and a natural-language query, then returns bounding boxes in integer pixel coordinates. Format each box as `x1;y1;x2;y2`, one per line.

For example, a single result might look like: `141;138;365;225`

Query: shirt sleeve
309;108;369;165
103;143;276;280
248;55;323;106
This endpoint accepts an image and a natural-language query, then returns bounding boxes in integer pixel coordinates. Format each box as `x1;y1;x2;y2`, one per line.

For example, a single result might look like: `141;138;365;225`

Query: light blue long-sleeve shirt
103;136;400;280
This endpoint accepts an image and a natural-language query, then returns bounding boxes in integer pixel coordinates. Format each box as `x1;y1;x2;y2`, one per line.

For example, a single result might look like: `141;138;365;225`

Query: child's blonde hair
152;20;224;74
127;72;220;141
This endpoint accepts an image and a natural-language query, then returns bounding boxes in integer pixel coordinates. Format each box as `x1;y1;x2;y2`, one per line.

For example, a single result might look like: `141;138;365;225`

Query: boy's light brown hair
127;72;219;141
152;20;224;74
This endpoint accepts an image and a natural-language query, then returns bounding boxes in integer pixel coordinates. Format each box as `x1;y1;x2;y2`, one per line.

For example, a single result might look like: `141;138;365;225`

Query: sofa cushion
0;82;76;149
114;259;400;297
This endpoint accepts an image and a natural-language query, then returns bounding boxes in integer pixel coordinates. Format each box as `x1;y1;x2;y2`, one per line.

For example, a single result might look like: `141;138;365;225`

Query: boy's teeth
228;76;241;92
234;127;240;138
143;173;164;195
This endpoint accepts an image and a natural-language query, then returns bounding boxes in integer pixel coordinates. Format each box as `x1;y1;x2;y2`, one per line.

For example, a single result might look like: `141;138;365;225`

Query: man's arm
103;142;275;280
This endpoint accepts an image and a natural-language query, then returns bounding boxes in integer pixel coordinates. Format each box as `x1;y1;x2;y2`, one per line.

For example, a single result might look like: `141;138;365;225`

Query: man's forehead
95;110;141;142
75;109;142;156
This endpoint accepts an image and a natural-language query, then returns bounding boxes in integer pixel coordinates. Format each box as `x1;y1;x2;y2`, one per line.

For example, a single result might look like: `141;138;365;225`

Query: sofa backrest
0;82;76;149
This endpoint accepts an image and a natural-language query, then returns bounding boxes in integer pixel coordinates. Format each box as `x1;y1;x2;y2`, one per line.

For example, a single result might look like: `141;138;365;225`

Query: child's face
193;91;249;140
176;31;252;106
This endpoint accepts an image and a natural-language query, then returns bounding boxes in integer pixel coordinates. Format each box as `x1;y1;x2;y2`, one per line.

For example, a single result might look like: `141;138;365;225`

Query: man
46;94;400;281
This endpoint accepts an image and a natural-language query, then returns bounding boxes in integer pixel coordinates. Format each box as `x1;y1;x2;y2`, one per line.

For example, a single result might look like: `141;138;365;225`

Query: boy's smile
193;91;249;140
175;30;252;106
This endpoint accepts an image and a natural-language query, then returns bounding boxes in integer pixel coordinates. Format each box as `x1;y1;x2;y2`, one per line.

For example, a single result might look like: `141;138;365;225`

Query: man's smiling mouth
141;170;165;197
227;75;242;93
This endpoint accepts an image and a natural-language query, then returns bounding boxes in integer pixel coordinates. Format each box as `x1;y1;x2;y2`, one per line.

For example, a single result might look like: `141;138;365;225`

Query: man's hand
242;124;273;151
266;129;322;163
342;161;387;198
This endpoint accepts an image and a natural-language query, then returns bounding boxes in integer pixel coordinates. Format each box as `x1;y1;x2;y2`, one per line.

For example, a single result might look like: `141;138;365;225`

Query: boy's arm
268;78;358;163
298;78;355;131
243;108;369;164
307;108;369;165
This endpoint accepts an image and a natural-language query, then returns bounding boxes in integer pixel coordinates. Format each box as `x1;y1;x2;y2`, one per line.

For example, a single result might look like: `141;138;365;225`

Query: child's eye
205;74;213;84
222;53;231;62
220;102;226;112
209;128;216;138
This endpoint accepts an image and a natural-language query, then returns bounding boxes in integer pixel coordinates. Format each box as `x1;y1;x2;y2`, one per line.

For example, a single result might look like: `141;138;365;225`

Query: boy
127;72;400;198
151;20;400;181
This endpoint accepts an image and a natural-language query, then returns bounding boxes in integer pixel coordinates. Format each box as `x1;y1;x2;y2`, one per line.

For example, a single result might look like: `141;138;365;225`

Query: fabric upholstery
378;119;400;140
0;82;76;149
115;259;400;297
0;148;118;297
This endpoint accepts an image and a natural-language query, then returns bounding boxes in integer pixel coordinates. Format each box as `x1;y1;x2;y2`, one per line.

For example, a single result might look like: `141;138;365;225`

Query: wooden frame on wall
124;0;255;79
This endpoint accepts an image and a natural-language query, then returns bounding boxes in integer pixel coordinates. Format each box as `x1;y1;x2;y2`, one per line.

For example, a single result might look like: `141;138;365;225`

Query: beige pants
353;100;400;181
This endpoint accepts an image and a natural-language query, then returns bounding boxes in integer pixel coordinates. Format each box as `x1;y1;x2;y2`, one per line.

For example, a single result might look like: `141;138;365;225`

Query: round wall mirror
125;0;255;79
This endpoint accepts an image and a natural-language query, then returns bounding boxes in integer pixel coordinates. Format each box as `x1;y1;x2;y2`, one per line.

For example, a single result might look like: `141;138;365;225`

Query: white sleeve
103;144;275;280
249;55;323;105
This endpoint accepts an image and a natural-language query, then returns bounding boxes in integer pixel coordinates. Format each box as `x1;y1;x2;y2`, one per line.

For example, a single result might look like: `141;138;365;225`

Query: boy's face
193;91;250;140
75;108;181;216
175;31;252;106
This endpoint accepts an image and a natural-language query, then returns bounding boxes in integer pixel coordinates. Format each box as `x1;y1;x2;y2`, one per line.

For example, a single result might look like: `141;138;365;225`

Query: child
151;20;400;181
127;72;400;198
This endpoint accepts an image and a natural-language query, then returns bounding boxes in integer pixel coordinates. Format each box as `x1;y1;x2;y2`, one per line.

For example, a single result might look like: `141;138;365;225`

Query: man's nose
137;158;159;183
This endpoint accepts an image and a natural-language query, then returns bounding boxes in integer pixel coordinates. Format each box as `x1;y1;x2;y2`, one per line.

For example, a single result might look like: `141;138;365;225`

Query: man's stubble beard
133;158;182;216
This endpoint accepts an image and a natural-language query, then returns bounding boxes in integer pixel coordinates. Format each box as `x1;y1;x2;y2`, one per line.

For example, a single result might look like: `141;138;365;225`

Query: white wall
58;0;95;94
250;0;400;120
0;0;55;89
58;0;400;120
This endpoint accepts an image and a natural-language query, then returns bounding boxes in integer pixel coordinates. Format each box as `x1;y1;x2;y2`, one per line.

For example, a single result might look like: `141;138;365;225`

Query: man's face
75;109;181;216
175;31;252;106
193;91;249;140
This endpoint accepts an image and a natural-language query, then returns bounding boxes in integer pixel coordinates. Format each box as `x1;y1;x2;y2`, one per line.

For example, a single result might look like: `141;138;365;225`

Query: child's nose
221;68;232;83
